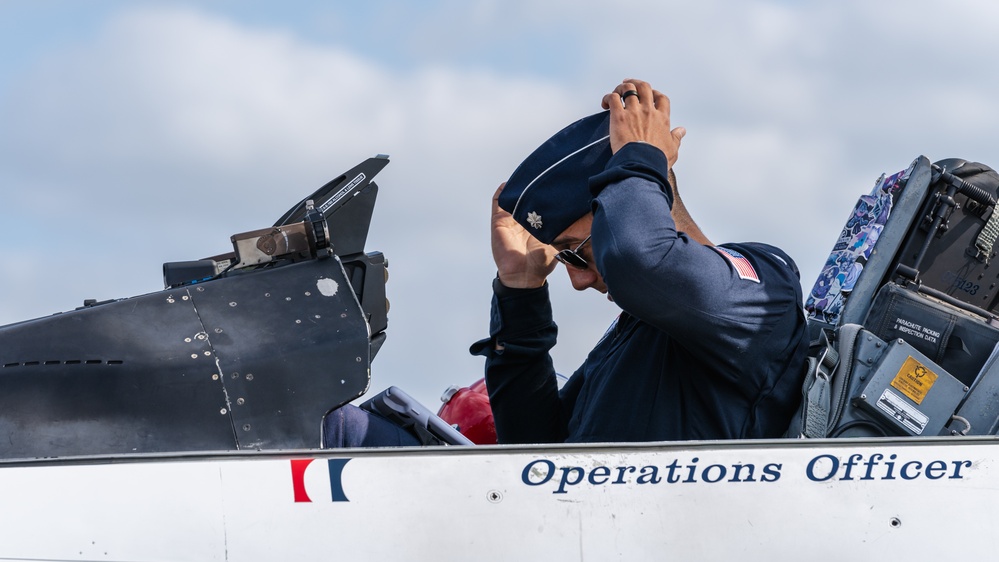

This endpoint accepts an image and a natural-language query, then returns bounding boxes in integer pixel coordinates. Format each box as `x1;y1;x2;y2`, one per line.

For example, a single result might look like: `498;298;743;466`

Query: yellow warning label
891;356;939;405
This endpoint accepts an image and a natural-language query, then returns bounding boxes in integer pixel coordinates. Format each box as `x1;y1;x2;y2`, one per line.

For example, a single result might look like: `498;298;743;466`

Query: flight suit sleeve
588;143;803;379
469;279;579;443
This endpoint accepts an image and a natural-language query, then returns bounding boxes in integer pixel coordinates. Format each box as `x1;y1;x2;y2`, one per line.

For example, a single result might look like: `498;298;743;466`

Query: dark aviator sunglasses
553;234;592;270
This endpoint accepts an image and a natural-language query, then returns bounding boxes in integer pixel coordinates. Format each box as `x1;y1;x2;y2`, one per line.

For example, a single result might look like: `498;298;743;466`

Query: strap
827;323;863;428
788;324;866;439
801;331;839;438
976;207;999;263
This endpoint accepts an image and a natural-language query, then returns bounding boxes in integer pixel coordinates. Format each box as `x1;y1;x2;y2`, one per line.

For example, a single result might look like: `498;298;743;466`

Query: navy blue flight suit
471;143;809;443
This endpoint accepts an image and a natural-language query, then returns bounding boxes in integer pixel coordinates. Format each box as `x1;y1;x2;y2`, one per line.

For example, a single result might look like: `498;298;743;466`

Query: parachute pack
789;156;999;438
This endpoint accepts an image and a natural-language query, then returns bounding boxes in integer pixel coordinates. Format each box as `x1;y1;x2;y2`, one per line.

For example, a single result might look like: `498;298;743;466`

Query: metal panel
853;338;968;436
0;257;371;458
190;257;371;450
0;289;235;458
0;439;995;560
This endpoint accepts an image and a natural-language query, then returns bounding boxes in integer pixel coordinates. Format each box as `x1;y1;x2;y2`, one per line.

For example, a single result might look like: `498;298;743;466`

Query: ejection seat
794;156;999;438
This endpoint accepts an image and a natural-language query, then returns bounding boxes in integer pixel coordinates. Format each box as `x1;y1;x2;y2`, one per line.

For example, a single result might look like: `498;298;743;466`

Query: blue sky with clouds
2;0;999;409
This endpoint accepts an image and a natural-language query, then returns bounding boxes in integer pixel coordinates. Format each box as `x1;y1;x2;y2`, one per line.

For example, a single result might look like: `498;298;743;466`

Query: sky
2;0;999;413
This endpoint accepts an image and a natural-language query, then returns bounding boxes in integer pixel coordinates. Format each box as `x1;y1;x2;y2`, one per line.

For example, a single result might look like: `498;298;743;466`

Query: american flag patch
713;246;760;283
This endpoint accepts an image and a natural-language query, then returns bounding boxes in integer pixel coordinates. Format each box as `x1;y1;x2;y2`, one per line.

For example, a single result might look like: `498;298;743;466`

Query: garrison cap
500;111;611;244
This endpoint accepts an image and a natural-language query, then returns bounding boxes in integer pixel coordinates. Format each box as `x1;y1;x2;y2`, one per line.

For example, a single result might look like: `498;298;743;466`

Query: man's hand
601;78;686;166
491;183;557;289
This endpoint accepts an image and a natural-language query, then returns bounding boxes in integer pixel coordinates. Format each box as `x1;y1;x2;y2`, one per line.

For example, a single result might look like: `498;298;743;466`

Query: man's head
500;112;692;294
492;81;688;300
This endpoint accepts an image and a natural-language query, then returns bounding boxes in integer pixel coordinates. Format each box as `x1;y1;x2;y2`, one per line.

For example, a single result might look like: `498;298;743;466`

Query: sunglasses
553;234;592;270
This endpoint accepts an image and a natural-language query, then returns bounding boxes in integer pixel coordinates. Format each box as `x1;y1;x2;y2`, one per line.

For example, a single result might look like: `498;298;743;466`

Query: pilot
469;79;809;443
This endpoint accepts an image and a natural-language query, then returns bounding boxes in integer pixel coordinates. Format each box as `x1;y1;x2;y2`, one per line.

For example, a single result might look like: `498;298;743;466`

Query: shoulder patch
713;246;760;283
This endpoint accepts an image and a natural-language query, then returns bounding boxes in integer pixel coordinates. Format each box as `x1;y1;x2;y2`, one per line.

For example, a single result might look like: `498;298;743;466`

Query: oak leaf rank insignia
526;211;543;229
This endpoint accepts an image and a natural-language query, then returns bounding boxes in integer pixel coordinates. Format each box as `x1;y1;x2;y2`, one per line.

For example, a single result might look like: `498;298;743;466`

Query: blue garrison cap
499;111;611;244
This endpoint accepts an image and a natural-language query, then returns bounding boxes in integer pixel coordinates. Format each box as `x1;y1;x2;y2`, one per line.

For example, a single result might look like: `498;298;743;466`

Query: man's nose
565;266;597;291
